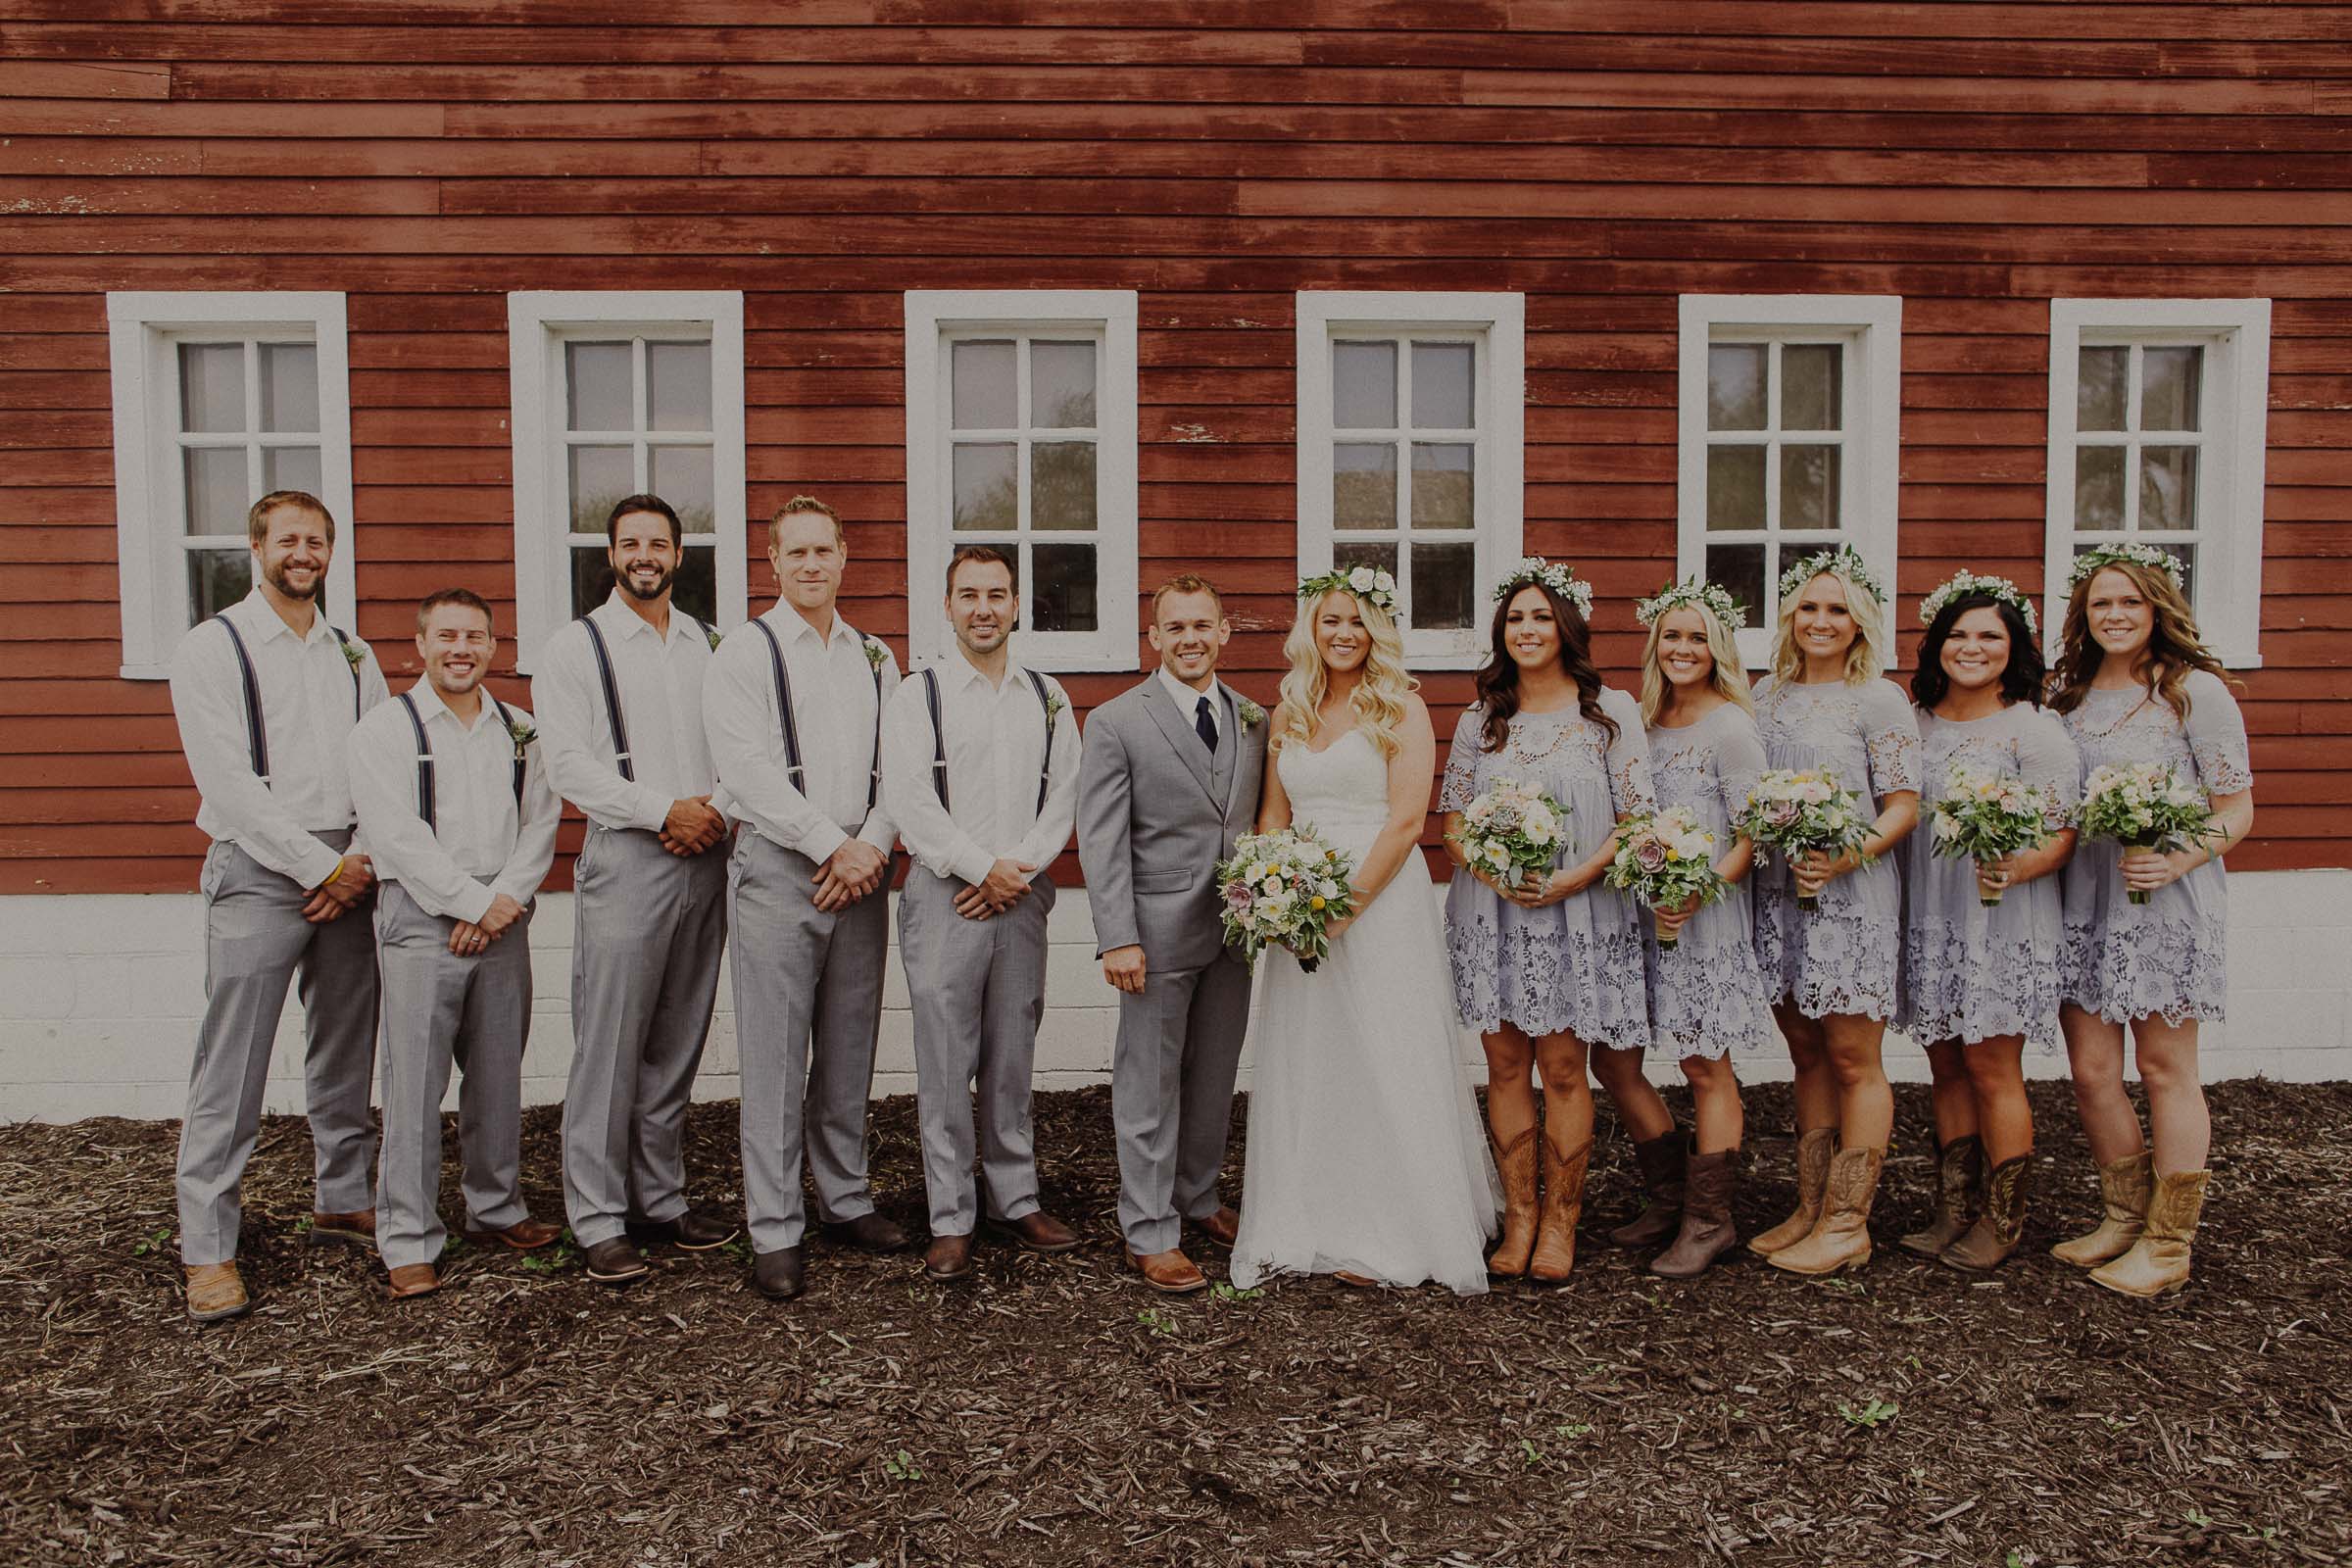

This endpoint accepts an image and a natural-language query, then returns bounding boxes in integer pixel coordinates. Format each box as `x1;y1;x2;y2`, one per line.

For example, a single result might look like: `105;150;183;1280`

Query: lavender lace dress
1899;704;2080;1051
2058;669;2252;1024
1440;690;1654;1050
1642;703;1777;1060
1750;676;1923;1021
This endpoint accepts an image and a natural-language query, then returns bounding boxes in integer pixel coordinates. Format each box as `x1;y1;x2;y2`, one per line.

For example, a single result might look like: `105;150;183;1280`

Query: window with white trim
1677;295;1902;666
1296;292;1524;668
904;290;1139;671
508;291;746;669
105;292;355;678
2044;299;2270;667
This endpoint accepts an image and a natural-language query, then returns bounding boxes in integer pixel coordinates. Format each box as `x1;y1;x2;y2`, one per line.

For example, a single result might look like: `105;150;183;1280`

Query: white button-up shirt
346;681;560;925
882;652;1079;887
704;604;900;863
168;585;390;890
533;592;721;833
1157;666;1223;746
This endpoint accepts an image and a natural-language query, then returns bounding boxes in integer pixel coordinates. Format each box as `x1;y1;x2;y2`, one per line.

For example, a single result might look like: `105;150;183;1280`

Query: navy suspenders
919;665;1055;817
748;618;886;815
212;612;364;784
578;611;714;788
394;692;525;833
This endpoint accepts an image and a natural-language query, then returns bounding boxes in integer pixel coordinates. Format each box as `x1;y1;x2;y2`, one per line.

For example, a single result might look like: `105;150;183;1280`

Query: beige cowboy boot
1487;1124;1541;1279
2050;1150;2153;1268
1768;1146;1886;1276
2090;1169;2211;1298
1527;1134;1592;1285
1749;1127;1836;1256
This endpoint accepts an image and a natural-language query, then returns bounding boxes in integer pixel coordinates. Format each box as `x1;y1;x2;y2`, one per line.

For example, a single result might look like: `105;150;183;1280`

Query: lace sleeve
1437;704;1486;811
2016;708;2082;817
1601;691;1655;816
1861;679;1923;797
2182;671;2254;796
1715;710;1770;827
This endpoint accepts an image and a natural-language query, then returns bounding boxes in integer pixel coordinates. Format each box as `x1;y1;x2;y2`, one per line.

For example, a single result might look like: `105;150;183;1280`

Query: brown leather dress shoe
1127;1248;1208;1295
1190;1205;1242;1249
583;1237;651;1285
628;1208;740;1251
1333;1269;1381;1290
461;1216;564;1250
923;1233;975;1283
818;1212;910;1253
311;1208;377;1249
184;1261;252;1323
986;1210;1081;1253
386;1262;442;1299
752;1247;807;1300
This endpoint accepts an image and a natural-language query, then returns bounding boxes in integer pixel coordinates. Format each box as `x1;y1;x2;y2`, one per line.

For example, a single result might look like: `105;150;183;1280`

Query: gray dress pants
1112;950;1252;1254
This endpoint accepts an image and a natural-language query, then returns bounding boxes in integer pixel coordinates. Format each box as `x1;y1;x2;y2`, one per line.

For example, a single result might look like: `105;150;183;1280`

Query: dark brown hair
2048;558;2234;721
1473;581;1617;753
1911;594;2043;711
416;587;494;633
946;544;1017;595
606;493;681;547
247;490;335;547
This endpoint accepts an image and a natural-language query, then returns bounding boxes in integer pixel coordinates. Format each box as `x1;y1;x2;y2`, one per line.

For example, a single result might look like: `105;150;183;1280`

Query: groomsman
882;546;1082;1283
705;496;908;1300
346;590;563;1299
536;494;738;1287
168;490;389;1322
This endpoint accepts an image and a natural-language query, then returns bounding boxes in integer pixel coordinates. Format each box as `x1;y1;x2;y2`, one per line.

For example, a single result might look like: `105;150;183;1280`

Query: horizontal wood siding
2;5;2346;891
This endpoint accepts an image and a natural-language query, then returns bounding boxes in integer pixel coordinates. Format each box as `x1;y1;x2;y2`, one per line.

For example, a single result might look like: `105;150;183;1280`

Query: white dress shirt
168;585;390;890
882;652;1079;887
346;681;560;925
1157;666;1224;746
704;604;900;864
533;592;721;833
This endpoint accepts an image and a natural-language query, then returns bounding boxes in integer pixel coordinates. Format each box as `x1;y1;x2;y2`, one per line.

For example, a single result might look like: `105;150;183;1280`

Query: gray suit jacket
1076;675;1268;971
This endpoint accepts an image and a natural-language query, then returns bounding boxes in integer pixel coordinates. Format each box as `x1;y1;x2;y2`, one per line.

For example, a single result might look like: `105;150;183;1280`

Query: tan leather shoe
1768;1147;1886;1276
386;1262;442;1299
1127;1248;1208;1295
311;1208;376;1249
2051;1150;2152;1268
1333;1270;1380;1289
987;1210;1081;1253
1528;1134;1592;1285
461;1217;564;1250
184;1261;251;1323
1189;1205;1242;1250
1487;1125;1540;1278
2091;1169;2210;1298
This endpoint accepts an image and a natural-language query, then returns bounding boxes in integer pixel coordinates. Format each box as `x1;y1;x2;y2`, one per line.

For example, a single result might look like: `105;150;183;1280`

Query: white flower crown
1918;569;2038;636
1635;577;1747;631
2067;542;2185;592
1491;557;1593;618
1298;565;1398;617
1777;543;1886;607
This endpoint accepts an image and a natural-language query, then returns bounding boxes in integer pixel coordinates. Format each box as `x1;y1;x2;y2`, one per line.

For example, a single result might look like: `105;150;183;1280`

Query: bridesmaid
1748;545;1920;1276
1897;572;2079;1272
1440;560;1654;1285
2049;545;2254;1298
1631;579;1774;1278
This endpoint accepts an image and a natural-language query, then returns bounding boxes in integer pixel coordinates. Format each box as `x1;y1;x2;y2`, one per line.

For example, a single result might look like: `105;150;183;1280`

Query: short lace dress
1642;702;1777;1059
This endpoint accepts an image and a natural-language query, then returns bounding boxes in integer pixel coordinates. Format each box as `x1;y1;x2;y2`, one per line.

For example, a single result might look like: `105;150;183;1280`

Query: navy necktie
1195;694;1217;751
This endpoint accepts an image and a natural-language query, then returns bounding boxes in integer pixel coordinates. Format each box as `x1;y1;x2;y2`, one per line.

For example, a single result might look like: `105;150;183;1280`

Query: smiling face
2083;566;2155;663
416;601;495;701
769;510;844;617
253;501;332;604
1655;607;1714;690
947;556;1017;659
1150;587;1229;685
609;509;679;605
1501;585;1563;673
1790;572;1858;666
1311;591;1369;675
1939;604;2011;696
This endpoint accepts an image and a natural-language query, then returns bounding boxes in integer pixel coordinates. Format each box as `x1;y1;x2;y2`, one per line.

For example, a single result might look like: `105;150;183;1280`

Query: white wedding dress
1230;730;1499;1295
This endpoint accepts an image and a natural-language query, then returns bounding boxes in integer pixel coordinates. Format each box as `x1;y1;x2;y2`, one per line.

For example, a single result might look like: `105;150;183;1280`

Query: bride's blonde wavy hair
1274;589;1417;760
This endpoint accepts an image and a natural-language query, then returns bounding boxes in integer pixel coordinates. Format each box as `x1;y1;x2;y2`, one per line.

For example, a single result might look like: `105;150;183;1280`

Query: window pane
2139;446;2197;531
1031;341;1097;429
2151;541;2195;602
2140;346;2203;433
1410;443;1474;528
258;343;318;434
2074;445;2125;529
2078;347;2129;432
1031;441;1097;530
651;443;715;532
1780;345;1842;432
183;446;250;537
1334;443;1397;528
265;445;321;498
1332;540;1397;583
1780;444;1840;530
1332;341;1396;429
647;341;712;432
671;545;718;625
1705;444;1766;530
952;442;1016;530
571;544;614;616
565;341;633;432
1411;342;1475;429
179;343;245;434
569;444;635;534
1030;541;1098;632
952;340;1016;430
188;548;252;622
1705;542;1768;629
1411;540;1477;631
1707;343;1766;432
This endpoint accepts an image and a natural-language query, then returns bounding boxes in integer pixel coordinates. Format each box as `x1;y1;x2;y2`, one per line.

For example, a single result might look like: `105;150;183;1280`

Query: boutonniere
502;712;537;760
1237;697;1266;728
863;639;887;671
341;638;367;673
704;623;724;653
1044;690;1066;723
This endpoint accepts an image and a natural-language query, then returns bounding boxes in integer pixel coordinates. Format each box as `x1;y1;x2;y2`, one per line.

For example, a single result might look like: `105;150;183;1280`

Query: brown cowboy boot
1487;1124;1541;1279
1527;1135;1592;1285
1649;1149;1739;1279
1607;1128;1690;1249
1941;1152;2033;1271
1749;1128;1836;1256
1767;1146;1885;1276
1898;1134;1984;1258
2090;1169;2210;1298
2050;1150;2153;1268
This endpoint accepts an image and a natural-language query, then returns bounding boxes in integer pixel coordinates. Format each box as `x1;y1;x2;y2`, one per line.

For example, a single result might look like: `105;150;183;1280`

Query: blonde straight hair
1274;589;1416;760
1768;566;1887;687
1638;603;1754;726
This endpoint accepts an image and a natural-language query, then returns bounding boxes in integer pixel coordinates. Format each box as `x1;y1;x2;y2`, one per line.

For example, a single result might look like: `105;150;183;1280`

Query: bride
1230;571;1499;1294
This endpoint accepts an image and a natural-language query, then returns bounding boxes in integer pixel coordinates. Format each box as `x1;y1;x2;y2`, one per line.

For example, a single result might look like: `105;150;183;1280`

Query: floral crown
2067;542;2184;592
1298;564;1398;617
1777;543;1886;607
1918;569;2038;636
1491;557;1593;618
1635;577;1747;631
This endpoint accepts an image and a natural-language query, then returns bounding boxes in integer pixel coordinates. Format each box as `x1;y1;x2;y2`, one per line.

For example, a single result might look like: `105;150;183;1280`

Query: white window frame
1296;291;1524;671
1677;295;1902;669
904;289;1140;672
106;291;355;679
508;290;747;674
2044;298;2270;669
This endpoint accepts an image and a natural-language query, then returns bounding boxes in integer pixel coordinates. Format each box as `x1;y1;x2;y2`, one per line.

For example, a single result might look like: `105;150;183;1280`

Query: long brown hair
2048;558;2233;721
1474;582;1617;752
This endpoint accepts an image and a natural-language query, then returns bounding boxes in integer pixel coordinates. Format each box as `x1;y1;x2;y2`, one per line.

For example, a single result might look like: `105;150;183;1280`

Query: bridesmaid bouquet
1216;827;1359;973
2079;760;2217;906
1446;777;1569;893
1603;807;1726;951
1739;768;1875;912
1929;761;2061;907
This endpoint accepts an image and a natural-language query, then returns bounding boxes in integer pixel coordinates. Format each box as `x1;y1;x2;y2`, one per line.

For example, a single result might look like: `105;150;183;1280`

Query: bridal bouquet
2079;760;2217;906
1447;776;1569;893
1930;760;2061;907
1603;807;1726;951
1739;768;1875;912
1216;827;1358;973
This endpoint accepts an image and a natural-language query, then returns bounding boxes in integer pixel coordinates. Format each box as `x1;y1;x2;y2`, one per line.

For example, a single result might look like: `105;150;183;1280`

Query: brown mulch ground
4;1079;2349;1568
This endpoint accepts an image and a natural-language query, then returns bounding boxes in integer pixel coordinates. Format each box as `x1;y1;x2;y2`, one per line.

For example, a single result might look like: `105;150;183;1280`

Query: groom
1077;574;1267;1295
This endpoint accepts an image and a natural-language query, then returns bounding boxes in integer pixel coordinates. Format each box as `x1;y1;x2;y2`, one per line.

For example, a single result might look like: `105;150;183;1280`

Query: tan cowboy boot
1527;1135;1592;1285
1649;1149;1740;1279
2050;1150;2153;1268
1897;1134;1983;1258
1607;1128;1690;1249
1767;1146;1885;1276
1487;1125;1541;1279
184;1261;251;1323
1749;1128;1836;1256
2090;1169;2210;1298
1941;1152;2033;1271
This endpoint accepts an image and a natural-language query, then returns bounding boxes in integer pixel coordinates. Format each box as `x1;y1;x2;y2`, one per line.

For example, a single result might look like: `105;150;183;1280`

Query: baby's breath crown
1492;557;1594;618
1777;543;1886;607
1298;564;1398;617
1636;577;1747;631
1918;569;2038;636
2067;541;2185;592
